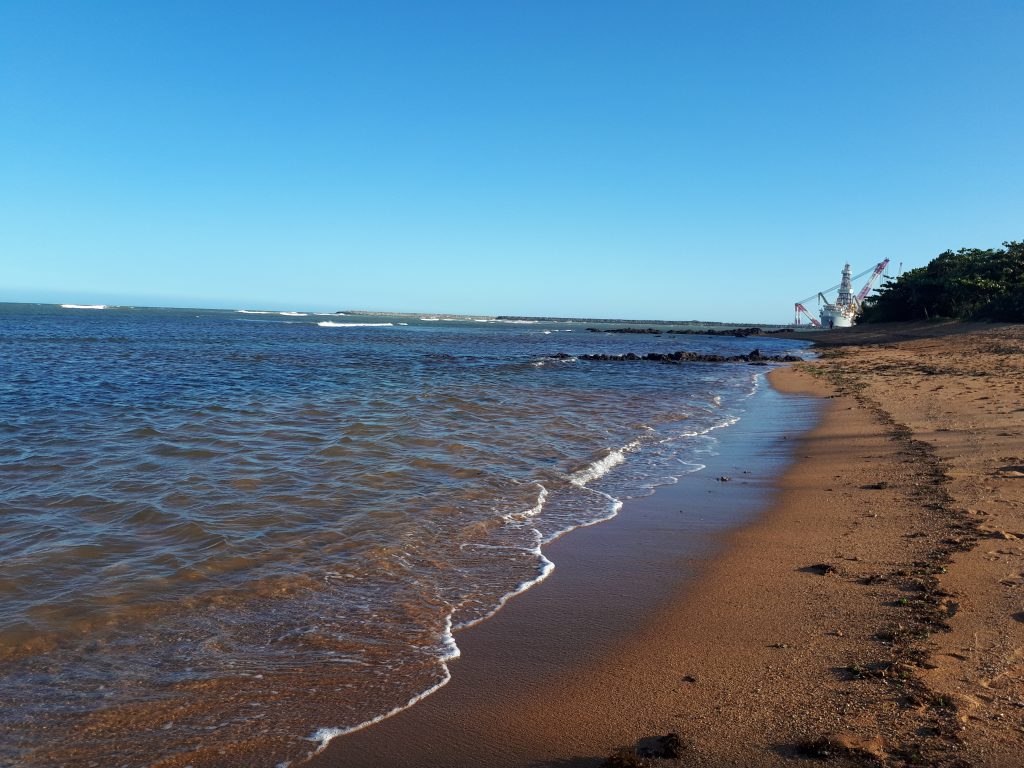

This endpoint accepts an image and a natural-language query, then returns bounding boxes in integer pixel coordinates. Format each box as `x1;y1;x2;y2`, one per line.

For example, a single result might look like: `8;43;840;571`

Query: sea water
0;304;808;766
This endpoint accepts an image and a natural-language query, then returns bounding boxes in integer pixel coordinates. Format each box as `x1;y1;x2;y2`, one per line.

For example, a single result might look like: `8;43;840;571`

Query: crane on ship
793;259;890;328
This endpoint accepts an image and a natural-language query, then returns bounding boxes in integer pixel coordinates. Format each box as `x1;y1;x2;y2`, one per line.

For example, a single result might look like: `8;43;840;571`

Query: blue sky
2;1;1021;322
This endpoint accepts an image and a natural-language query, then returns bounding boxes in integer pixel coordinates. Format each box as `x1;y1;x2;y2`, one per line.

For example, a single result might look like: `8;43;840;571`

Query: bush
860;241;1024;322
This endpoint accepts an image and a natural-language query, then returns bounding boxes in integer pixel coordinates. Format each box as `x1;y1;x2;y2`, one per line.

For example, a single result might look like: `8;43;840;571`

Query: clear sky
2;1;1021;322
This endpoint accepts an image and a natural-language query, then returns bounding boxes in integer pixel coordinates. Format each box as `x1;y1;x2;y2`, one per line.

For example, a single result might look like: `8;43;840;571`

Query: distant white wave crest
237;309;272;314
60;304;107;310
469;318;540;324
280;311;307;316
531;355;577;367
317;321;394;328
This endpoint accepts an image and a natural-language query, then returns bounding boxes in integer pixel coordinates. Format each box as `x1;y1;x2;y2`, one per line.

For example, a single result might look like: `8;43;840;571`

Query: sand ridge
795;324;1024;766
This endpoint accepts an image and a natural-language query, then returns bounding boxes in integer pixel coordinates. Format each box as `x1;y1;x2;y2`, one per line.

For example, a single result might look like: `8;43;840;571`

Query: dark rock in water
587;326;663;334
567;350;803;365
591;326;770;338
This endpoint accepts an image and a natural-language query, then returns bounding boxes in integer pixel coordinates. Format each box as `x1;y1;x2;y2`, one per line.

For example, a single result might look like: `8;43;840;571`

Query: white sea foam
317;321;394;328
237;309;273;314
569;441;640;487
677;416;739;439
555;492;624;537
531;355;577;367
502;485;548;523
419;317;440;321
299;392;758;762
302;613;462;757
303;481;562;756
280;311;307;316
60;304;107;310
455;538;554;630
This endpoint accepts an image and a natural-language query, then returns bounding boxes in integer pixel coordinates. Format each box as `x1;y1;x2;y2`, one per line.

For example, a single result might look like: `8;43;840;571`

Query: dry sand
310;322;1024;767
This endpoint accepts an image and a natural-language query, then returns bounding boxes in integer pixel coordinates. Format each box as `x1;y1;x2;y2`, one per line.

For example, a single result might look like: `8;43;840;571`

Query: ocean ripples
0;304;808;767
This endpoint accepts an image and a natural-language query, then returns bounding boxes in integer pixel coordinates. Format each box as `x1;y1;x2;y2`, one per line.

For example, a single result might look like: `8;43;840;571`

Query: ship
794;259;889;329
819;263;857;328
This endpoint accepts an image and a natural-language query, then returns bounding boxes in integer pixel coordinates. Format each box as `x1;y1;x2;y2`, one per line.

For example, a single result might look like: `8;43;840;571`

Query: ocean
0;303;809;767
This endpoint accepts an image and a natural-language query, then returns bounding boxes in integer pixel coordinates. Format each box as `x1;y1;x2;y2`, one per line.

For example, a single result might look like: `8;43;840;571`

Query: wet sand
310;322;1024;767
305;378;821;767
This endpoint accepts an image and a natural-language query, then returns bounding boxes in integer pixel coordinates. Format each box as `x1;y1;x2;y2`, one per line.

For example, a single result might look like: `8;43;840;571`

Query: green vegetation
861;241;1024;322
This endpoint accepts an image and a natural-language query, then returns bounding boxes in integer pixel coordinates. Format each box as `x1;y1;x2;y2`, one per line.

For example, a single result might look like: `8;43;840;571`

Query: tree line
861;241;1023;322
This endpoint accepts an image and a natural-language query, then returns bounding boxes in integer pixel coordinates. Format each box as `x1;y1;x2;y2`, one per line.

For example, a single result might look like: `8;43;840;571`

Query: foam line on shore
297;378;767;764
569;441;640;487
300;613;463;761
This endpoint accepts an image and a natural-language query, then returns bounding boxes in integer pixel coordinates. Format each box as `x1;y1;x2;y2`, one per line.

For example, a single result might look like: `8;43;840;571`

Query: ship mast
836;263;854;309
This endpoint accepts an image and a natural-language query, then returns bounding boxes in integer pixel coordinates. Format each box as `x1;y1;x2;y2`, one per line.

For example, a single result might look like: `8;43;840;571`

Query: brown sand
303;322;1024;768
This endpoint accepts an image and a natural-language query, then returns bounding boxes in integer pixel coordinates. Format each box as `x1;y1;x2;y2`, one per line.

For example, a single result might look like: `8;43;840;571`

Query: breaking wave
317;321;395;328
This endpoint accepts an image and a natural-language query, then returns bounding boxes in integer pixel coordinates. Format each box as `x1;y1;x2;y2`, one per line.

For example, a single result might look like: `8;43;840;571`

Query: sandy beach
310;322;1024;768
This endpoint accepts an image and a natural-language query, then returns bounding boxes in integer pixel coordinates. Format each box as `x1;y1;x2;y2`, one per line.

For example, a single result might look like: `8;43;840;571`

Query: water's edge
305;369;825;765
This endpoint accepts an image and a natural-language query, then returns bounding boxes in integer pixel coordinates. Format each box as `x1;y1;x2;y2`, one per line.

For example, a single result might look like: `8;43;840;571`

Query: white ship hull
820;307;854;328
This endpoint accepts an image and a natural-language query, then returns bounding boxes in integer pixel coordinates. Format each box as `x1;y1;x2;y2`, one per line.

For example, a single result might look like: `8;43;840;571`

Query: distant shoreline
340;308;793;328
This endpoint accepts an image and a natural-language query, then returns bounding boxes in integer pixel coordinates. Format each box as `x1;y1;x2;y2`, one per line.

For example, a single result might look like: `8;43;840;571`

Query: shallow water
0;304;808;766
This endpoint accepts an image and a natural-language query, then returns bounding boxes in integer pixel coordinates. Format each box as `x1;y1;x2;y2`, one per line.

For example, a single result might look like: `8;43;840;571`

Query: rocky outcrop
586;326;773;337
549;349;803;364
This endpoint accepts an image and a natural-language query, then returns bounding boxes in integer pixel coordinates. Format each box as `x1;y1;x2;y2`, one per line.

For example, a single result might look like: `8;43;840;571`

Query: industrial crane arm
794;303;821;327
856;259;890;302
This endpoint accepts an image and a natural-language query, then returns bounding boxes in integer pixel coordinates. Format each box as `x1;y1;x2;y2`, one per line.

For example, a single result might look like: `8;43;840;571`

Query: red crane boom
794;303;821;327
856;258;890;303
